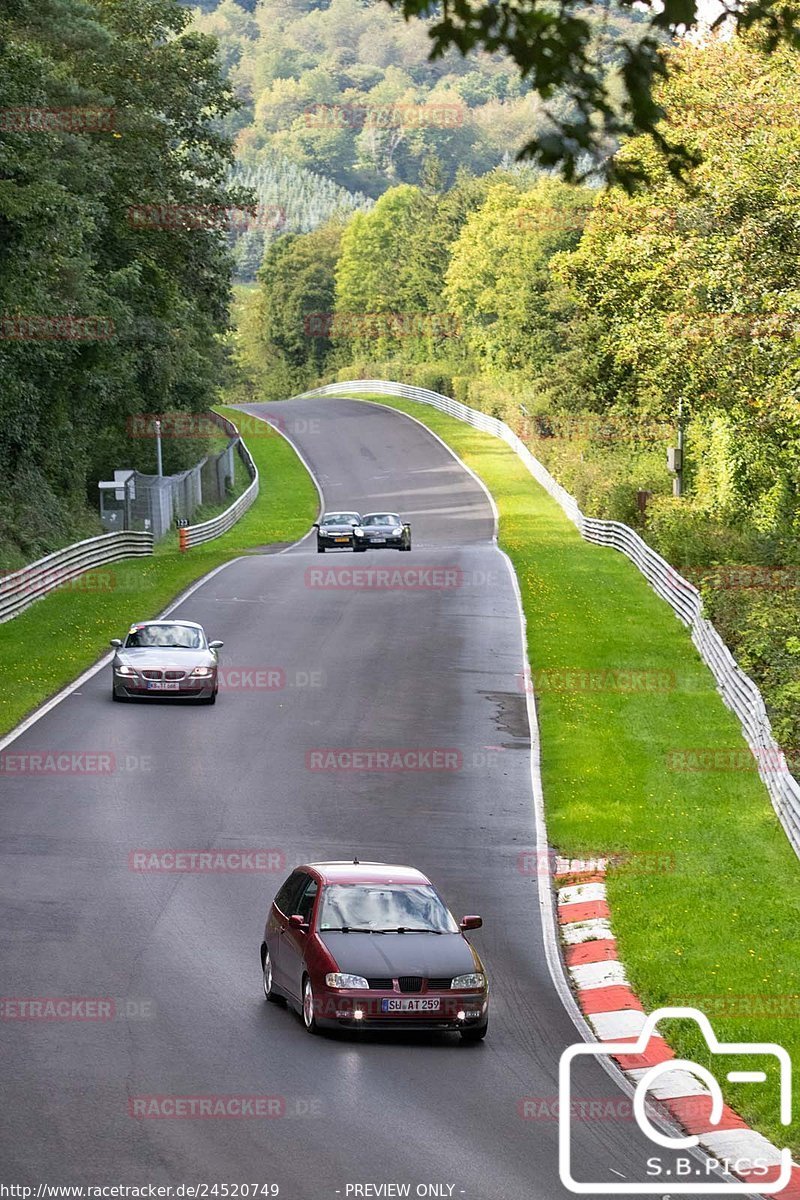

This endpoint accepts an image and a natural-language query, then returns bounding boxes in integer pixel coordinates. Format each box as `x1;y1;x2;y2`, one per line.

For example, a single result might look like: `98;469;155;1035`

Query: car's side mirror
460;915;483;931
110;639;122;647
208;640;223;649
312;522;320;529
289;914;308;932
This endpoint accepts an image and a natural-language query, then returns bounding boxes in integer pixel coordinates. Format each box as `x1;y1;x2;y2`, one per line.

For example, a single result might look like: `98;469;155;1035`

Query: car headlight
451;973;486;990
354;529;364;537
325;973;369;989
115;665;137;676
189;666;214;677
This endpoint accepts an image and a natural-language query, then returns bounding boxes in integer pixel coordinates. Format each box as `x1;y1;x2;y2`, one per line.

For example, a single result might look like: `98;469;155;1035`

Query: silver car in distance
110;620;223;704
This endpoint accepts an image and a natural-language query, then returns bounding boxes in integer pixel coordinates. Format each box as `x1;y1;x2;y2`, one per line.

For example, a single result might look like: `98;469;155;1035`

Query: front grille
427;977;453;991
398;976;423;993
164;671;185;681
366;977;393;990
142;670;162;680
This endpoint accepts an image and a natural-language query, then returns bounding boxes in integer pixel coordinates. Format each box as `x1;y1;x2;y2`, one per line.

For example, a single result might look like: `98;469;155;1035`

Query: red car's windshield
318;883;459;933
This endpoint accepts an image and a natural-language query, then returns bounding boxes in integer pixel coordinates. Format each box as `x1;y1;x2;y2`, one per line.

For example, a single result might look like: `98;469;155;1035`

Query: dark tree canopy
381;0;800;187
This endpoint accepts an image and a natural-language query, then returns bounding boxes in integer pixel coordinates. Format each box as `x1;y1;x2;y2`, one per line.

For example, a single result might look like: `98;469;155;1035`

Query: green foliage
0;0;242;563
191;0;654;196
383;0;800;187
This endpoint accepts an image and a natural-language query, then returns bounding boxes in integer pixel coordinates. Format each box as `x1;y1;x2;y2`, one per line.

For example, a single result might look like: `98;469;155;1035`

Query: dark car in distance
314;511;362;552
260;861;488;1040
355;512;411;552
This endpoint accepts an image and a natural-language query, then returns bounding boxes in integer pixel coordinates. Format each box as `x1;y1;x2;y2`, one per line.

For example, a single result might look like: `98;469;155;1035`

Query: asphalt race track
0;398;733;1198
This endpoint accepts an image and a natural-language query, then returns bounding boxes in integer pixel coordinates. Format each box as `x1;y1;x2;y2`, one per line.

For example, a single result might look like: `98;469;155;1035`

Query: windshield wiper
376;927;441;934
319;926;377;933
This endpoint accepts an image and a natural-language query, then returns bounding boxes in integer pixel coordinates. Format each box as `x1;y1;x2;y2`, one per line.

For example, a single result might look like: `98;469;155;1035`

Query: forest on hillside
191;0;651;197
234;31;800;753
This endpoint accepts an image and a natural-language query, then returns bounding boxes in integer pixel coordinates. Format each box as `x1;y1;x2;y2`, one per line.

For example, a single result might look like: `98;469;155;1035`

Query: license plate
381;997;440;1013
334;537;350;543
146;681;180;691
372;538;386;544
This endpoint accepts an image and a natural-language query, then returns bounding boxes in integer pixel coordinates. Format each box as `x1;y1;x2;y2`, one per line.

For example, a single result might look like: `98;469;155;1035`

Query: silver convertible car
110;620;223;704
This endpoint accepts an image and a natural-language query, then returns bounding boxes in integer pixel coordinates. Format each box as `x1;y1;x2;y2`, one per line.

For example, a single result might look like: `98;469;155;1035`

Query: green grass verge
0;406;318;737
334;391;800;1149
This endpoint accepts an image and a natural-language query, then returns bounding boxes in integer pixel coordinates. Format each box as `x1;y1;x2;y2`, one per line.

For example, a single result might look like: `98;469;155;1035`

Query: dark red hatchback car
260;861;488;1040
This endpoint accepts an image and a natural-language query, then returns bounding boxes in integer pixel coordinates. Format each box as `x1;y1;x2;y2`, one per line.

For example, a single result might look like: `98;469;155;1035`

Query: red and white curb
555;859;800;1197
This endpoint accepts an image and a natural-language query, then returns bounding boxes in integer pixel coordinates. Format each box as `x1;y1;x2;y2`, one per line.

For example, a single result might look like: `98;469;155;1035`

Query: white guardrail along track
297;379;800;859
0;531;153;624
179;411;259;550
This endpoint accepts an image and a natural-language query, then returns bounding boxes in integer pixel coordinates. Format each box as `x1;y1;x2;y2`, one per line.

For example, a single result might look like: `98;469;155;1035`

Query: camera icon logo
559;1006;792;1194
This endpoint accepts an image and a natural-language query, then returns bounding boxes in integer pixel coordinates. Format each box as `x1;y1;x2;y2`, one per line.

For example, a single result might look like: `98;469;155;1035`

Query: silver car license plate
147;681;180;691
372;537;386;544
381;997;440;1012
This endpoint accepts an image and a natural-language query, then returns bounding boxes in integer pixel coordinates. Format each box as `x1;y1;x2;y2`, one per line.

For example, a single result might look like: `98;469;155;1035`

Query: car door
269;871;309;993
279;874;319;1004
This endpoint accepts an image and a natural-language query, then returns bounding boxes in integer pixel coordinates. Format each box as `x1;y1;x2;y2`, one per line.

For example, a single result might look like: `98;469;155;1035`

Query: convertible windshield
318;884;459;933
320;513;360;527
124;624;205;649
362;514;400;527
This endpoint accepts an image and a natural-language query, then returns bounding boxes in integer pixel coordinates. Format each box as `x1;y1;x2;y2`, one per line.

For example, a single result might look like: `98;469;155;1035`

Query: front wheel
262;948;281;1004
353;543;366;553
317;543;325;553
200;691;216;705
302;976;319;1034
112;688;125;703
460;1020;488;1043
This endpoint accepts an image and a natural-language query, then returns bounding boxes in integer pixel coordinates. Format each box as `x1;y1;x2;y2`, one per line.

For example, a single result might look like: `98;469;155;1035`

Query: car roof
303;861;430;885
361;511;401;518
129;619;203;629
322;510;360;516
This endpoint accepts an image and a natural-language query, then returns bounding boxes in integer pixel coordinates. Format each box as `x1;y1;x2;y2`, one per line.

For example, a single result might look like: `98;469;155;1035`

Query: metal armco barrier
0;531;153;624
297;379;800;859
178;412;259;550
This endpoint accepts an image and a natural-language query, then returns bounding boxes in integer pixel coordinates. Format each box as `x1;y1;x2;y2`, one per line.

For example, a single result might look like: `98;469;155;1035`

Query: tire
262;947;281;1004
112;688;125;703
317;543;325;553
353;543;366;553
460;1020;488;1043
200;691;216;705
302;976;319;1034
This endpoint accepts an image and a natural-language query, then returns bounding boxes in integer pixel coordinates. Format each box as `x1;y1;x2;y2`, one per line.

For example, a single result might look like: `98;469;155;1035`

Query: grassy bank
0;406;318;737
332;391;800;1150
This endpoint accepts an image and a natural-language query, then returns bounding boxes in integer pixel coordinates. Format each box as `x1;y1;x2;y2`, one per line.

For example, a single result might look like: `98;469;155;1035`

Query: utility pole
668;398;684;497
681;396;686;499
155;418;163;477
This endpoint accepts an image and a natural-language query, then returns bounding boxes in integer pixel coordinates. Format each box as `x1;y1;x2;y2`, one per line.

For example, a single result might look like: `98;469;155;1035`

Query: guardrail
298;379;800;858
0;531;153;624
178;412;259;550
